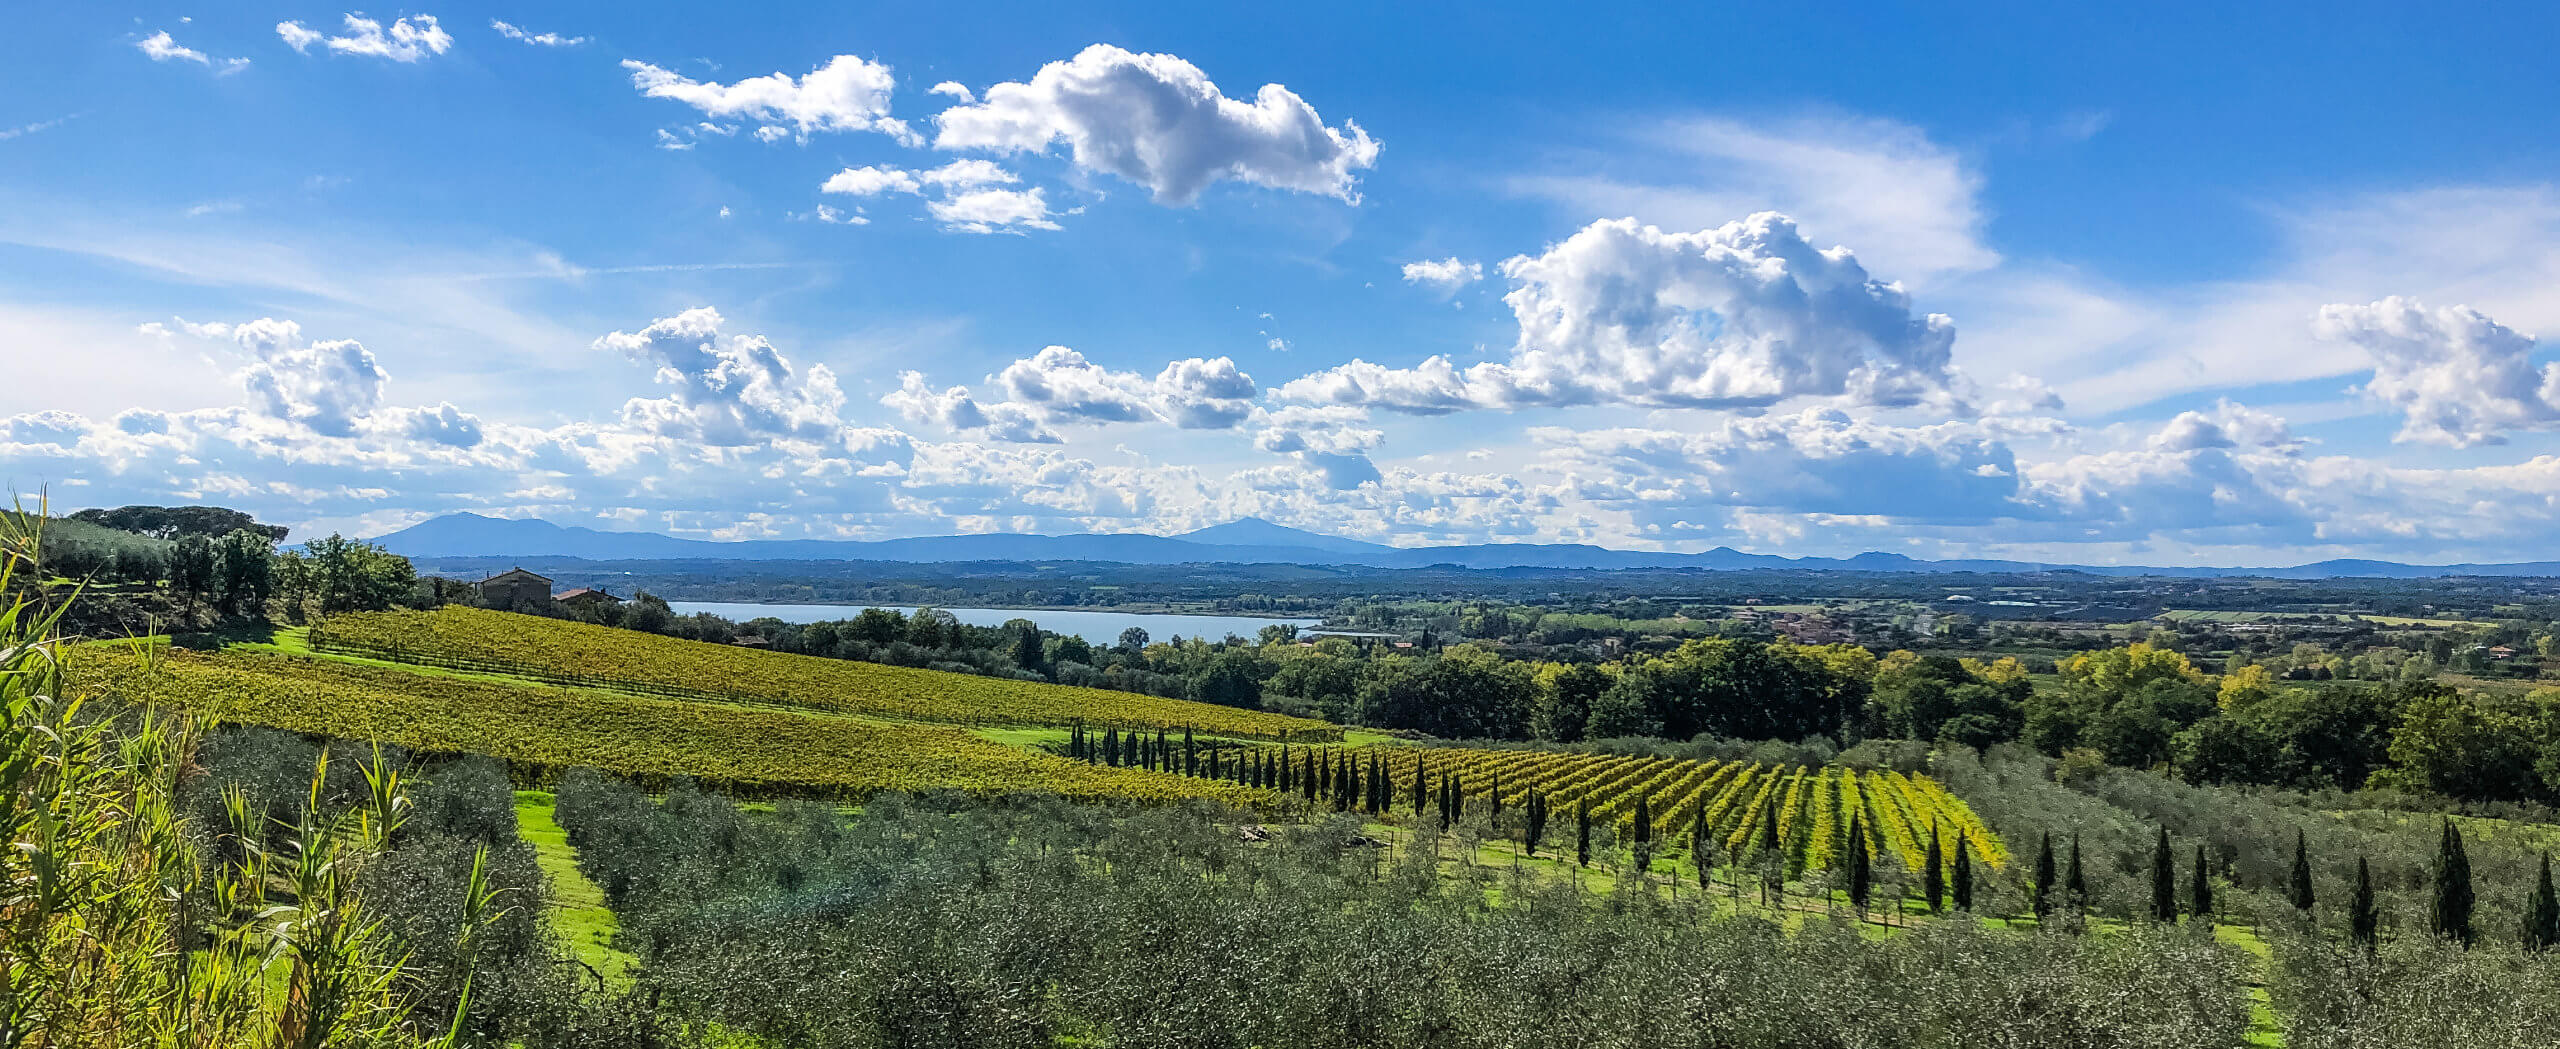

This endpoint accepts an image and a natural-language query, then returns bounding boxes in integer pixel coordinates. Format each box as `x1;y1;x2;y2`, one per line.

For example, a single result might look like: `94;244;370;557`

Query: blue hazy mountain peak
361;513;2560;578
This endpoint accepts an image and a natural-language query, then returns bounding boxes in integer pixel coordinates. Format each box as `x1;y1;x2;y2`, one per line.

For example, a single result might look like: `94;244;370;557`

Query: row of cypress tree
1068;736;2560;948
2020;820;2560;951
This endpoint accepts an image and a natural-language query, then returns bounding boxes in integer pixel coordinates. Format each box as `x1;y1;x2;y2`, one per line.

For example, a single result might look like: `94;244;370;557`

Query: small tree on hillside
2190;844;2214;922
1688;803;1709;885
2288;829;2316;914
2065;833;2087;906
1575;800;1592;868
2350;856;2379;951
2525;854;2560;954
2032;832;2057;920
1756;800;1783;907
2151;828;2177;924
1951;831;1974;911
2433;819;2475;947
1846;813;1873;917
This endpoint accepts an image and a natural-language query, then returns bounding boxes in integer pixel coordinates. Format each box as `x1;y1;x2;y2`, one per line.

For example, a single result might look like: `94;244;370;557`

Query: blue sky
5;3;2560;564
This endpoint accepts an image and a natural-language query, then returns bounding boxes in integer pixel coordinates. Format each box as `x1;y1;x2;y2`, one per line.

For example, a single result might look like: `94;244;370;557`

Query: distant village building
477;568;552;606
732;634;770;648
555;587;622;610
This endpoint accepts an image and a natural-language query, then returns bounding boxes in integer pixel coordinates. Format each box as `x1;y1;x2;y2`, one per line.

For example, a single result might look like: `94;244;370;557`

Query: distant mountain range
362;512;2560;579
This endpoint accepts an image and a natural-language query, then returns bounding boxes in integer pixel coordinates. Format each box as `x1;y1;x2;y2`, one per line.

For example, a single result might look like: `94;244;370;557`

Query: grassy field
514;790;634;989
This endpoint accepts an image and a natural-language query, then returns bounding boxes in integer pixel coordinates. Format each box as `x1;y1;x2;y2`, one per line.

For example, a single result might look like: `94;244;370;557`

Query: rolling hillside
309;606;1342;741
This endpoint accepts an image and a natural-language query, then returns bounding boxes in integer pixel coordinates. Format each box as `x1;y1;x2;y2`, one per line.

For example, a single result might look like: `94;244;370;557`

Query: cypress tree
1692;802;1713;892
2288;829;2315;914
1070;723;1085;762
1952;830;1974;911
1155;730;1168;770
2032;832;2057;919
1277;746;1292;791
1444;773;1463;828
1924;823;1945;914
1184;727;1197;776
2190;844;2214;921
2151;827;2177;924
1632;792;1654;850
2433;818;2475;947
1411;759;1427;816
1105;727;1121;767
1523;790;1547;855
1760;798;1780;855
1490;772;1504;822
2350;856;2379;951
1302;751;1318;800
1846;813;1872;914
2526;854;2559;954
1575;799;1592;867
2065;833;2086;904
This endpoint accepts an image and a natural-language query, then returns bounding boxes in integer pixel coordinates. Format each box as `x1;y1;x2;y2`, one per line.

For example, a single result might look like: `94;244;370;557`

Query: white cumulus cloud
933;44;1379;206
623;54;917;144
2315;296;2560;447
1281;212;1963;414
819;165;922;196
891;347;1258;440
593;307;856;446
137;30;250;73
226;318;389;436
929;187;1058;234
277;14;454;62
1401;257;1482;291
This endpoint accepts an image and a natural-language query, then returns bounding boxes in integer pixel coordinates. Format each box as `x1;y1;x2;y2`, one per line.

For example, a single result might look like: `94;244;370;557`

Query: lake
665;601;1326;646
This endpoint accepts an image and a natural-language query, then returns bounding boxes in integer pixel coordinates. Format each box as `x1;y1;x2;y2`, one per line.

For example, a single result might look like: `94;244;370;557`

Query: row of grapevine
77;645;1276;807
1294;744;2005;875
311;607;1340;740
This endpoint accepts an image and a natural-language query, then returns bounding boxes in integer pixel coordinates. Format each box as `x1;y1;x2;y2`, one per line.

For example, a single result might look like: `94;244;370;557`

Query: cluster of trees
22;504;423;627
2008;642;2560;803
68;504;289;542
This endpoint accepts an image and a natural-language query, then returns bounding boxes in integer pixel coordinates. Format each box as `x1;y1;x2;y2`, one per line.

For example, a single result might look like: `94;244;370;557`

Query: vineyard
73;644;1273;807
1137;738;2005;875
309;607;1340;741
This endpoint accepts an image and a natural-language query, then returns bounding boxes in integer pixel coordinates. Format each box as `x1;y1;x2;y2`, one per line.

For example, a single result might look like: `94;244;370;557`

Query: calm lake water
665;601;1325;646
